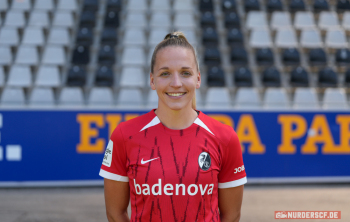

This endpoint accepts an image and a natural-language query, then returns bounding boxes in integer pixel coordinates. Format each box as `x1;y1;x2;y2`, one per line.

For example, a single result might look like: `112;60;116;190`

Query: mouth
166;92;187;97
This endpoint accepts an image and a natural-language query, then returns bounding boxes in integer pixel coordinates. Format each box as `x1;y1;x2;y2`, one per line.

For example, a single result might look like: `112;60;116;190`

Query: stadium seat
249;29;272;48
202;27;219;47
72;45;90;65
1;87;25;106
147;89;158;107
0;27;19;46
53;11;74;28
125;12;146;28
337;0;350;12
227;28;244;47
57;0;78;11
335;48;350;66
30;88;55;106
244;0;260;12
76;27;93;46
151;0;170;11
150;13;171;28
66;66;86;87
313;0;329;13
122;47;145;66
95;66;114;87
15;46;39;65
7;65;31;87
0;66;4;86
300;29;323;48
204;47;221;66
256;48;274;66
149;29;168;46
325;29;348;49
222;0;237;12
275;28;298;48
35;66;61;87
174;13;196;29
342;12;350;32
345;68;350;86
201;11;216;28
262;67;281;87
104;10;120;28
117;88;143;107
309;48;327;66
34;0;54;11
0;1;8;11
126;0;147;11
293;88;319;109
267;0;283;12
282;48;301;66
60;87;84;105
48;28;70;46
0;46;12;65
184;30;197;47
173;0;194;12
124;29;146;46
289;0;306;13
318;67;338;87
290;66;309;87
224;12;240;28
101;28;118;46
22;27;45;46
11;0;31;11
246;12;268;30
264;88;289;109
83;0;99;11
294;12;316;30
79;10;96;28
207;66;225;87
323;88;348;110
98;44;116;65
234;67;253;87
89;87;114;106
199;0;214;12
271;12;292;30
120;67;145;87
318;12;340;30
42;46;65;65
235;88;261;109
107;0;122;11
29;11;50;28
4;10;25;28
205;87;231;108
231;47;248;65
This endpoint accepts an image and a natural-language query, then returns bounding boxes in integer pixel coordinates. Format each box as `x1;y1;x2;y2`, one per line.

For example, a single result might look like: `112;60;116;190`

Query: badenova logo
134;179;214;196
198;152;211;171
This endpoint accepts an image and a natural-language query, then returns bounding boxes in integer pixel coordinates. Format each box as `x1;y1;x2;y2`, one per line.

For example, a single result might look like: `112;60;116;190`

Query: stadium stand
0;0;348;109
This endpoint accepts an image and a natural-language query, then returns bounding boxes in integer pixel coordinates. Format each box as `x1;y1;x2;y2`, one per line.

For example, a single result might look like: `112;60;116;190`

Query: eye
160;72;169;76
182;71;192;76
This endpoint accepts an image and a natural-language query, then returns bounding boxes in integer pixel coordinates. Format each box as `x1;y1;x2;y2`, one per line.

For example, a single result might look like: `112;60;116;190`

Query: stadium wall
0;109;349;187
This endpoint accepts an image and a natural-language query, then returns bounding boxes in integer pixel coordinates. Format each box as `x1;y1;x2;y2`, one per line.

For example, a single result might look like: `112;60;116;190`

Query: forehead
154;46;196;69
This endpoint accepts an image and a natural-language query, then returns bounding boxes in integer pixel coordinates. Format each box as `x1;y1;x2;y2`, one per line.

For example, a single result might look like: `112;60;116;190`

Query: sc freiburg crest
198;152;211;171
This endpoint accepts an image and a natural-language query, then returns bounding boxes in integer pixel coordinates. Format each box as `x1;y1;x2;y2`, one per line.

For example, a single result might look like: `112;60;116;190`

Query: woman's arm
218;185;244;222
104;178;130;222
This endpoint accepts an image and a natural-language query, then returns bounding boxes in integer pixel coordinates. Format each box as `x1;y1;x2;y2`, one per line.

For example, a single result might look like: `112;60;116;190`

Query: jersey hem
218;177;247;188
99;169;129;182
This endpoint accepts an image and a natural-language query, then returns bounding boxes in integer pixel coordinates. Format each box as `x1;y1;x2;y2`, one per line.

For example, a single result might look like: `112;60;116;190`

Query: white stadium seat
60;87;84;105
125;13;147;28
118;89;143;107
15;46;39;65
1;88;25;106
35;66;61;87
127;0;147;11
22;27;45;46
53;11;74;28
300;29;323;48
293;88;319;110
205;87;231;108
7;65;32;87
122;47;145;66
150;13;171;28
174;13;196;30
48;28;70;46
249;29;273;48
0;46;12;65
151;0;171;11
11;0;31;11
325;28;348;49
42;46;65;65
271;12;292;30
318;12;340;30
149;29;169;46
264;88;290;109
342;12;350;32
34;0;54;11
0;66;5;86
246;11;268;30
57;0;78;11
235;88;261;109
173;0;194;11
323;88;348;110
294;12;316;30
275;28;298;48
89;87;114;105
120;67;145;87
0;1;8;11
4;10;25;28
30;87;55;105
29;11;50;28
124;29;146;46
0;27;19;46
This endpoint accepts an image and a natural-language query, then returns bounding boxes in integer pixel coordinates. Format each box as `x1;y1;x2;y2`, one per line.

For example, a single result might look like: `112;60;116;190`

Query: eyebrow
158;67;193;71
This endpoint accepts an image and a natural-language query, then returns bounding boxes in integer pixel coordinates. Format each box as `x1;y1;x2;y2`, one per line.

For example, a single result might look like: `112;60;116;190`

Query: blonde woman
100;32;247;222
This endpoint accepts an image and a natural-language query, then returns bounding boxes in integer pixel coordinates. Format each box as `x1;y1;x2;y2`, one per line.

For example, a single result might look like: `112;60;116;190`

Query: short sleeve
99;123;129;182
218;130;247;188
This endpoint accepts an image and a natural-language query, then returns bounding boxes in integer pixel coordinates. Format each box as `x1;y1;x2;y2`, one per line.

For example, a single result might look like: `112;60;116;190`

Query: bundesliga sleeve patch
102;140;113;167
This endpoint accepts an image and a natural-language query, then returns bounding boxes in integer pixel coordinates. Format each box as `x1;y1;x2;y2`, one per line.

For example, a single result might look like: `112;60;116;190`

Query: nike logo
141;157;159;164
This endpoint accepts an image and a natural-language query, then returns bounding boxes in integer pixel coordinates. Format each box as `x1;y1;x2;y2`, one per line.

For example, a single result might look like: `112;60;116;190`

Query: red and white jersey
100;109;247;222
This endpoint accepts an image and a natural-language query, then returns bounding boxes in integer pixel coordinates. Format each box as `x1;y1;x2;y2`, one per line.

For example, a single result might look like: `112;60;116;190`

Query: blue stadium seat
256;48;274;66
234;67;253;87
262;67;281;87
201;11;216;28
79;10;96;28
72;45;90;65
313;0;329;13
104;10;120;28
309;48;327;67
207;66;225;87
107;0;122;11
98;44;115;65
101;27;117;46
200;0;214;12
337;0;350;12
202;27;219;47
267;0;283;12
95;66;114;87
83;0;99;11
289;0;306;13
231;47;248;66
224;12;240;28
67;66;86;87
335;48;350;66
245;0;260;12
76;27;93;46
344;68;350;86
204;47;221;66
222;0;237;12
290;66;309;87
282;48;300;66
227;28;244;47
318;67;338;87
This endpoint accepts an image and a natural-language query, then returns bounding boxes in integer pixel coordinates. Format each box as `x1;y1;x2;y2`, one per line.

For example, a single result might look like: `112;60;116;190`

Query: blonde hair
151;31;199;110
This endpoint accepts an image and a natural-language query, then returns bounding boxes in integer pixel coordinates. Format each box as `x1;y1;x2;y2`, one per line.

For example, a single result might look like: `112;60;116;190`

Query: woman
99;32;246;222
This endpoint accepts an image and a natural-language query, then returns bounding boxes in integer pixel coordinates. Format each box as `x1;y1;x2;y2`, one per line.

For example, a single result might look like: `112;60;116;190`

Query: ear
150;72;156;90
196;72;201;89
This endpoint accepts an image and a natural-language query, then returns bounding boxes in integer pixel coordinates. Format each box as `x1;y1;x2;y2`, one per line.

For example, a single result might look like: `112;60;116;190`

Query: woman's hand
218;185;244;222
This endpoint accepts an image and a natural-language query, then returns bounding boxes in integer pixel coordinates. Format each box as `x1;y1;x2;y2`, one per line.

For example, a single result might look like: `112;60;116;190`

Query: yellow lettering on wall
301;115;336;154
323;115;350;154
208;114;234;127
278;115;307;154
124;114;139;121
105;114;122;138
236;114;265;154
76;114;105;153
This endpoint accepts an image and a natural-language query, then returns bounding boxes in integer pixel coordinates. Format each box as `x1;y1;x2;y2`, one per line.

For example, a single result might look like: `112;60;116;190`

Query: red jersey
100;109;247;222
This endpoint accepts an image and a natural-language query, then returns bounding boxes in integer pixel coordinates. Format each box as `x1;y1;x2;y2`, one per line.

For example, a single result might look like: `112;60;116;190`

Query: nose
169;72;182;88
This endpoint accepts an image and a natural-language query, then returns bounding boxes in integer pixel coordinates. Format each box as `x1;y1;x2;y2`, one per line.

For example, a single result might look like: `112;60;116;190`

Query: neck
155;104;198;130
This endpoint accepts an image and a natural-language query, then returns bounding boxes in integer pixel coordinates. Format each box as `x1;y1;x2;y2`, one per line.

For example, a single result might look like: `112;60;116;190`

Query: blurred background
0;0;350;221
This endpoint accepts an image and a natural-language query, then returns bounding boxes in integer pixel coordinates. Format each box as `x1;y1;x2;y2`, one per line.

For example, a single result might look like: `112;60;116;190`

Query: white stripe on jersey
99;169;129;182
218;177;247;188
